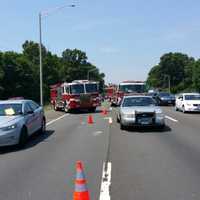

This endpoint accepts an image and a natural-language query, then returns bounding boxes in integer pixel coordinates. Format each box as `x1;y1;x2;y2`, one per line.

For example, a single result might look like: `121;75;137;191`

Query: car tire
182;106;186;113
117;115;120;123
54;104;58;111
39;118;46;134
120;123;126;130
64;105;69;113
175;106;178;111
18;126;28;148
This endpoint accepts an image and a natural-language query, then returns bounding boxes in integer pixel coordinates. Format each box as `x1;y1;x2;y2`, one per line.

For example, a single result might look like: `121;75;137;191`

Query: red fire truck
50;80;100;112
111;80;146;106
105;85;117;101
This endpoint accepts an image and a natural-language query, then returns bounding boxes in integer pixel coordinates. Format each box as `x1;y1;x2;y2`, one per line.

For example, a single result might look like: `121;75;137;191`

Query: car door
24;102;35;135
28;101;42;133
177;95;183;109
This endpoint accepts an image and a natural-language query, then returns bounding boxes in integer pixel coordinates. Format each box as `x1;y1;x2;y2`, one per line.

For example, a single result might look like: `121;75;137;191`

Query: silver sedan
0;100;46;147
117;96;165;130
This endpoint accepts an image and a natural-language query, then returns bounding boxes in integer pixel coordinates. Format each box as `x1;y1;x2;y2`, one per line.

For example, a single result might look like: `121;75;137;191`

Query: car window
122;97;156;107
28;101;39;111
0;103;22;116
24;103;33;114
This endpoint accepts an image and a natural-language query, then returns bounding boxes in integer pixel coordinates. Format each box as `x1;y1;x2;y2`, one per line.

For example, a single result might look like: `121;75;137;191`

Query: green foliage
0;41;105;103
147;52;199;93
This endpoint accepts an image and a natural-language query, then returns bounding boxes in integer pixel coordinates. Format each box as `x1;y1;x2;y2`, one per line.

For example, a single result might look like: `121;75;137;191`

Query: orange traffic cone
87;115;94;124
101;108;108;116
73;161;90;200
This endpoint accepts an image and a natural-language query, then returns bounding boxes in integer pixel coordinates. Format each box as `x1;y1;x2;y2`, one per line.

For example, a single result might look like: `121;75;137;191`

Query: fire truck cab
111;81;146;106
50;80;100;112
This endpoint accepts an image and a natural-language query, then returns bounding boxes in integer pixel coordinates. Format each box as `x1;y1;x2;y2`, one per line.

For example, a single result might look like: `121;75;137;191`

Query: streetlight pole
87;68;98;80
164;75;171;93
38;4;76;106
39;12;43;106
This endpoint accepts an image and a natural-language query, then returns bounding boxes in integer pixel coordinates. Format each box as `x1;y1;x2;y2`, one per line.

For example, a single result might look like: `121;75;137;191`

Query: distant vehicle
50;80;100;112
105;85;117;102
0;100;46;147
175;93;200;113
155;92;175;106
117;96;165;130
111;80;146;106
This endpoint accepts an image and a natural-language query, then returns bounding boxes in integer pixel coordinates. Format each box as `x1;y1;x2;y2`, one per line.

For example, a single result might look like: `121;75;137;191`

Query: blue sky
1;0;200;83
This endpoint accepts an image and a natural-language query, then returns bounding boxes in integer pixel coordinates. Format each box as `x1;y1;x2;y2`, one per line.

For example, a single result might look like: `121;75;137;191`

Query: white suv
175;93;200;113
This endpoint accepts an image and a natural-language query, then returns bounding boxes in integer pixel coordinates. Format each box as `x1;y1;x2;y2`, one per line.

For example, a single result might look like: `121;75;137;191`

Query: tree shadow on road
0;130;55;154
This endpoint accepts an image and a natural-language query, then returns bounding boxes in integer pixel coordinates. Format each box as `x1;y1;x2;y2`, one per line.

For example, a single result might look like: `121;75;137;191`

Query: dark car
155;92;175;106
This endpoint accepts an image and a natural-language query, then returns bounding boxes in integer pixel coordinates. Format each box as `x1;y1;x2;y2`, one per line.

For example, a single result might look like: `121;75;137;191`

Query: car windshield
0;103;22;116
122;97;156;107
85;83;98;93
119;84;145;93
185;95;200;100
70;84;85;94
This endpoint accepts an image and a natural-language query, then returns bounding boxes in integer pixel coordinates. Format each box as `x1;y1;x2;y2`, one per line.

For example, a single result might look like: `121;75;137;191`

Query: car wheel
120;123;126;130
18;126;28;148
40;118;46;134
64;105;69;113
117;115;120;123
182;106;186;113
175;106;178;111
54;104;58;111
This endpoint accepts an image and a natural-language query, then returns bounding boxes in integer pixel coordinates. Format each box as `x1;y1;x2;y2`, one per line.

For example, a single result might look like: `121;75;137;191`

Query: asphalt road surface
0;106;200;200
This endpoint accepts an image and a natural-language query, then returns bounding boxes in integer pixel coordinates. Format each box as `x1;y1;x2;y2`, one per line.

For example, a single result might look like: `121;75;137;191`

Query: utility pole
39;12;43;106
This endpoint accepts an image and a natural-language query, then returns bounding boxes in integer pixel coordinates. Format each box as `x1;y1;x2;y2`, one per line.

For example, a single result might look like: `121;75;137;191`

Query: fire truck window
71;84;84;94
85;84;98;93
65;86;70;94
62;87;65;94
119;85;145;93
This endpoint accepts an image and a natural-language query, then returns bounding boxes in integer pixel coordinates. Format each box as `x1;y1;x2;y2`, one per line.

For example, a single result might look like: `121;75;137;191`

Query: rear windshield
85;84;98;93
70;84;85;94
159;92;170;97
0;104;22;116
185;95;200;100
122;97;156;107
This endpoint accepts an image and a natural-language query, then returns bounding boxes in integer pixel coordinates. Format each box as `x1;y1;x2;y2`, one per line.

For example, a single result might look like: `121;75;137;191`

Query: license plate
138;118;152;125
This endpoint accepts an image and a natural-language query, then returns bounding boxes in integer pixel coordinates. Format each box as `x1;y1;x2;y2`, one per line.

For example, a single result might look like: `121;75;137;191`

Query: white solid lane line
46;114;69;126
99;162;112;200
165;115;178;123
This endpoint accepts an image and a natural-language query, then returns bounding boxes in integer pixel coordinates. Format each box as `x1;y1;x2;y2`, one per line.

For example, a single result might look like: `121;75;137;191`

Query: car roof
0;99;32;104
181;93;200;96
123;95;152;99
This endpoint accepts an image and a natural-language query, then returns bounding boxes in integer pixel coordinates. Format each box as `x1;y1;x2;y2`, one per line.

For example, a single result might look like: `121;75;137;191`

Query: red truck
50;80;100;112
111;80;146;106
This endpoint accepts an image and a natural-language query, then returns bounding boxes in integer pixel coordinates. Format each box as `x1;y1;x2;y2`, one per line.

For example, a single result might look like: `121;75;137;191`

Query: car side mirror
27;110;34;115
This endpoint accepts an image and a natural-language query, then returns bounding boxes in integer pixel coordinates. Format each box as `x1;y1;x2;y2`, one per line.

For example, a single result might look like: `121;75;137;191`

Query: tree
147;52;195;93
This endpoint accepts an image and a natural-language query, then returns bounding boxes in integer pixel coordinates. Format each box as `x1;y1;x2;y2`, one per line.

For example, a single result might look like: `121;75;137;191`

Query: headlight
123;114;135;118
0;124;17;131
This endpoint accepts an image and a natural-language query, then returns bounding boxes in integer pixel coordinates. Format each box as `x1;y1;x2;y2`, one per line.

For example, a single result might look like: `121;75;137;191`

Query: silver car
0;100;46;147
117;96;165;130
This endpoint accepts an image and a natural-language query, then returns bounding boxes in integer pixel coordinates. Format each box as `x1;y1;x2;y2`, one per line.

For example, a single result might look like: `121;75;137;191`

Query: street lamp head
70;4;76;7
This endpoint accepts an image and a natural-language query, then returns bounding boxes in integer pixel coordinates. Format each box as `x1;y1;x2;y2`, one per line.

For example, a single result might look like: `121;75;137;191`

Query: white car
0;100;46;147
175;93;200;113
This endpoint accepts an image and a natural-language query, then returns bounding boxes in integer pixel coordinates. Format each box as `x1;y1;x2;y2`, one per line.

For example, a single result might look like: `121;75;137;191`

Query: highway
0;106;200;200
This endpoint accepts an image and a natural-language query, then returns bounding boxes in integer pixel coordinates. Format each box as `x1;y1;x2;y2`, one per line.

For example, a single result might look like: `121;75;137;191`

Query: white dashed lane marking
99;162;112;200
165;115;178;123
46;114;69;126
